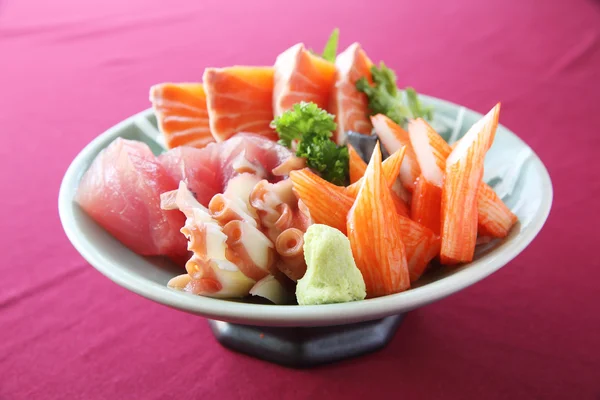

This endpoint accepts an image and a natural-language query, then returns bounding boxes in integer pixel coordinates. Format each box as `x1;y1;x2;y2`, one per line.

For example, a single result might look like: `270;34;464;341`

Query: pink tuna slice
158;146;221;207
159;133;305;207
75;138;189;264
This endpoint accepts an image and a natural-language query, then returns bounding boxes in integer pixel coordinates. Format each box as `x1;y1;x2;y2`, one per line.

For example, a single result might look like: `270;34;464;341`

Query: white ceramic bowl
58;96;553;327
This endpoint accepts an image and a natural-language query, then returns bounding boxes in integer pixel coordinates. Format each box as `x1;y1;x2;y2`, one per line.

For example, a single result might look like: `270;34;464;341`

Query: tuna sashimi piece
149;83;214;149
219;133;306;183
76;138;188;263
158;146;221;207
273;43;336;117
330;43;374;144
159;133;305;207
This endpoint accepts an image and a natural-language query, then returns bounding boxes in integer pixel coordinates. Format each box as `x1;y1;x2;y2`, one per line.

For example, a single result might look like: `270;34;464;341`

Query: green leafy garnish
405;87;433;121
356;62;433;125
308;28;340;62
272;102;349;186
321;28;339;62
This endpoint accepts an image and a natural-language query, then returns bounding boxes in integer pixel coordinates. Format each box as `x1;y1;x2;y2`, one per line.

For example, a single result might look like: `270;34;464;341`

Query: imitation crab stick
408;119;446;234
348;144;368;184
346;148;410;217
289;168;354;234
346;147;407;197
409;117;517;238
410;176;442;235
397;216;441;282
440;104;501;264
477;184;518;238
347;143;410;297
371;114;421;191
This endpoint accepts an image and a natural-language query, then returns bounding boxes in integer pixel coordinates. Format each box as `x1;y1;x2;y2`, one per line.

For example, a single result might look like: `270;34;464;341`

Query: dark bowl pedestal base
208;314;404;368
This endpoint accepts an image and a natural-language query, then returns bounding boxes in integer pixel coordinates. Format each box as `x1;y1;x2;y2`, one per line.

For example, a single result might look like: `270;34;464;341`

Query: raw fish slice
158;146;221;207
289;168;354;234
76;138;188;262
410;117;516;238
250;179;297;242
329;43;374;144
371;114;421;191
219;133;305;183
149;83;214;149
160;133;304;207
203;67;277;142
275;228;307;281
222;220;275;282
162;182;257;297
441;104;500;264
348;144;368;184
273;43;336;117
249;275;294;304
347;143;410;297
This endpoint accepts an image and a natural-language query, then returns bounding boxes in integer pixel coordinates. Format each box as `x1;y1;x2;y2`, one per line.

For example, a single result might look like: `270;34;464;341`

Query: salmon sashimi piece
203;66;278;142
477;184;518;237
273;43;336;117
371;114;421;191
347;143;410;297
76;138;188;263
149;83;214;149
411;175;442;235
410;117;516;238
348;144;368;184
159;146;221;207
329;43;374;144
289;168;354;234
441;104;501;264
346;147;407;197
396;215;441;282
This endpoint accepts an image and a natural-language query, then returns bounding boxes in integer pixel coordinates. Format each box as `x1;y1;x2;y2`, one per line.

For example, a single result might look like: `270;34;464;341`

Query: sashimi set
75;30;517;305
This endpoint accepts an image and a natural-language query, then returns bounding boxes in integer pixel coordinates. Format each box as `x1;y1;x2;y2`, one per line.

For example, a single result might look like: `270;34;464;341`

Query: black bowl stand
208;314;404;368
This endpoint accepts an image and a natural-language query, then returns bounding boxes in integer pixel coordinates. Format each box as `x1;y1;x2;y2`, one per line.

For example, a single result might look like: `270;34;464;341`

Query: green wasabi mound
296;224;366;305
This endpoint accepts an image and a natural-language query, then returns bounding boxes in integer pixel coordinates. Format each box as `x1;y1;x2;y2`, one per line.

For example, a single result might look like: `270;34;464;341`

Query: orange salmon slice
347;144;410;298
329;43;374;144
203;66;278;142
150;83;214;149
273;43;336;117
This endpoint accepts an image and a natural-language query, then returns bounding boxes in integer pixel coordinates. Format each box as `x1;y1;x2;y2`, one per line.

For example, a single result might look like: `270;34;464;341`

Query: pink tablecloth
1;0;599;398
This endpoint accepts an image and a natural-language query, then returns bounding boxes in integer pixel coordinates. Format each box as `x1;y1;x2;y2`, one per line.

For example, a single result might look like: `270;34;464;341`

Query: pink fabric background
1;0;599;398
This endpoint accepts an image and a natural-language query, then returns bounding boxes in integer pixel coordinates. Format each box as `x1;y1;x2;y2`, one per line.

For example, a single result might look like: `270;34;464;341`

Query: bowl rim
58;96;553;327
